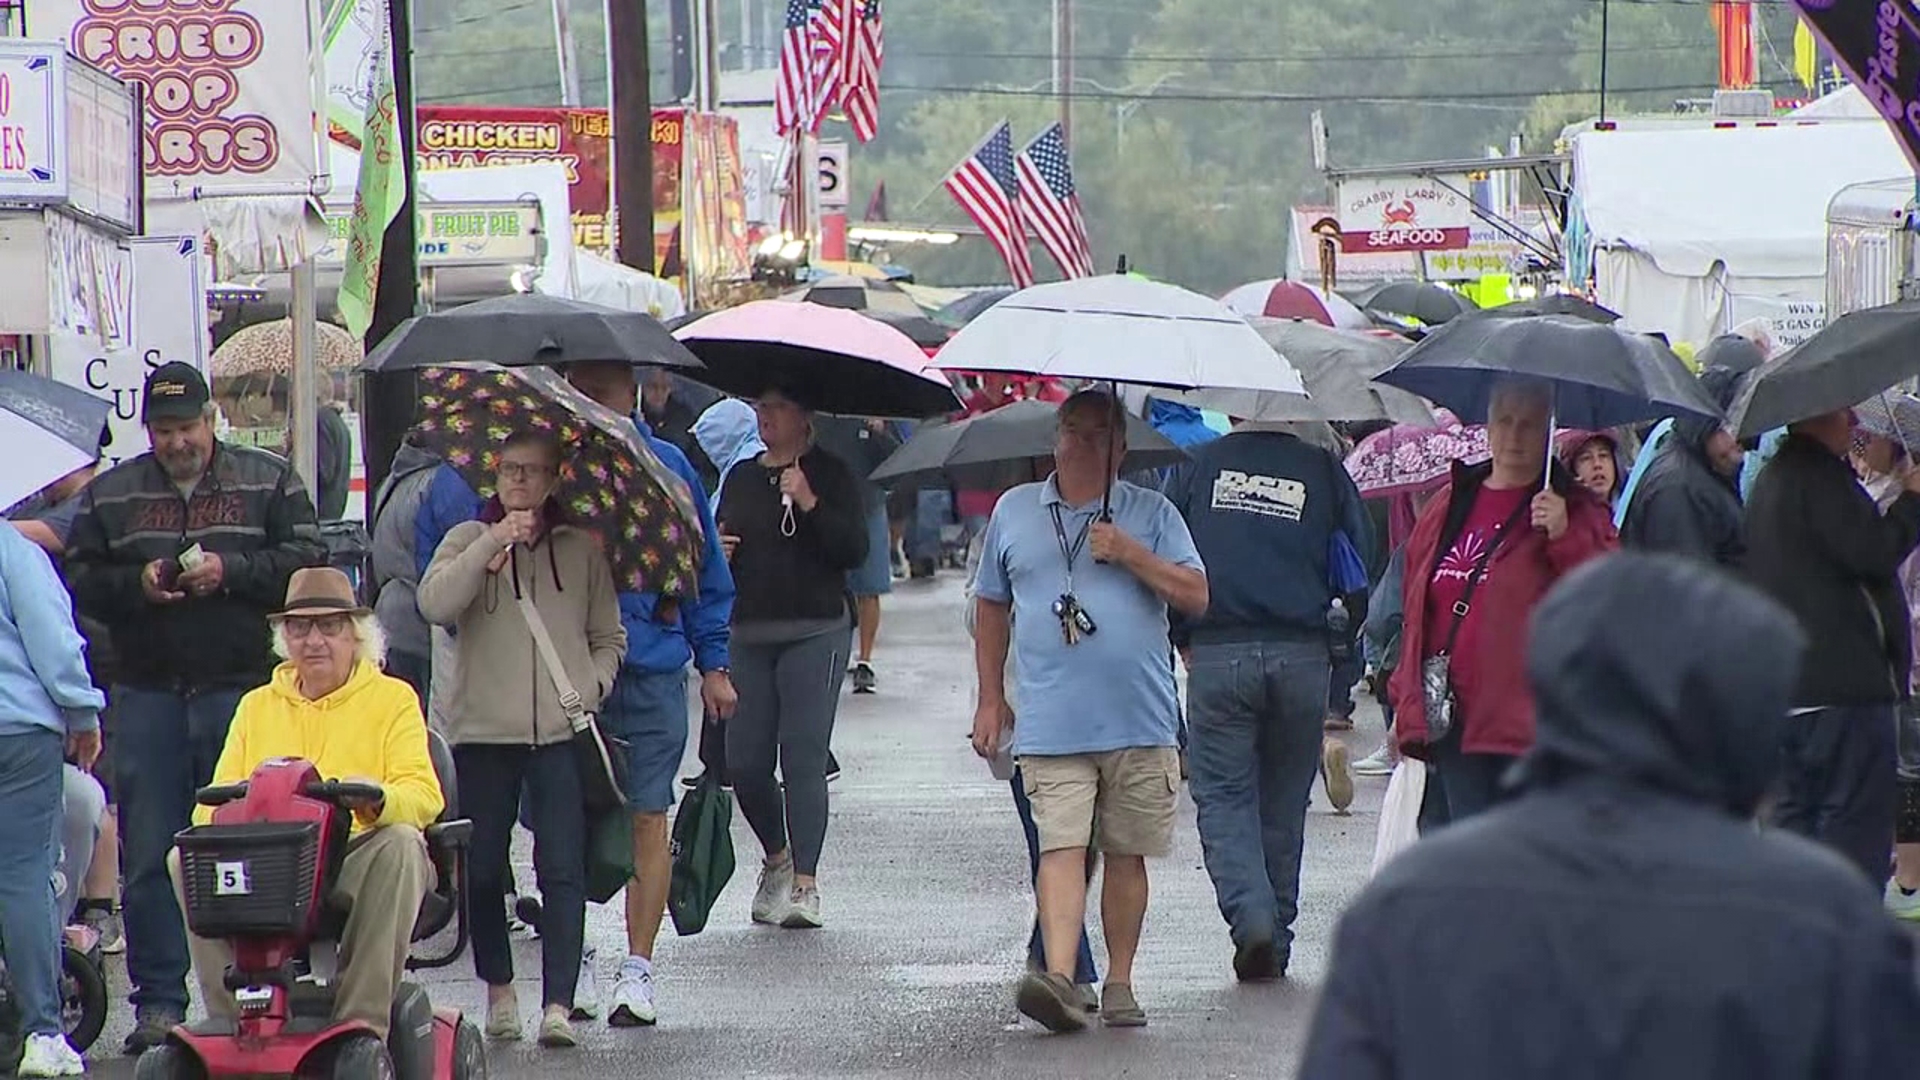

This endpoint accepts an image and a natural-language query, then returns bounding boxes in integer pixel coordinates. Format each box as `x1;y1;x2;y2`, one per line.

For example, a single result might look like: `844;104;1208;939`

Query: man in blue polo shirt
970;389;1209;1035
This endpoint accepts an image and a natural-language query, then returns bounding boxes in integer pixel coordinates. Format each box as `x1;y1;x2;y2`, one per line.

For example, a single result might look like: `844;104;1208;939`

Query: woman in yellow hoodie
174;566;442;1042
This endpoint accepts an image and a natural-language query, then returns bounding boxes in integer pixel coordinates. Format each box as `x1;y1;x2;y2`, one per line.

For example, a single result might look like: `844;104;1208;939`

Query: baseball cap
142;362;211;424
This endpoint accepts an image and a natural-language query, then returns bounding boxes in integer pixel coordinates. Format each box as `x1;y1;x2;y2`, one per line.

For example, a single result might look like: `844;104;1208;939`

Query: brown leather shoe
1016;971;1089;1033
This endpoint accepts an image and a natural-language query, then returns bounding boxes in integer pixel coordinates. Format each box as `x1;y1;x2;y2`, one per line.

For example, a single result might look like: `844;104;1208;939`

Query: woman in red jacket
1388;379;1617;825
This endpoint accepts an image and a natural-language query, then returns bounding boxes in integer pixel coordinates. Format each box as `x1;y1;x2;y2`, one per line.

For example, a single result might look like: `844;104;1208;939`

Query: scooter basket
176;821;325;939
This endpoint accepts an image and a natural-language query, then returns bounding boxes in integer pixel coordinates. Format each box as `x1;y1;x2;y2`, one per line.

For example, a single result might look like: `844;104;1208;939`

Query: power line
886;39;1718;65
416;1;545;35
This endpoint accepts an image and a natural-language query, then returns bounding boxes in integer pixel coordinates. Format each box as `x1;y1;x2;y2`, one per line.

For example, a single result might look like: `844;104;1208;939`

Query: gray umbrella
870;399;1185;490
1728;299;1920;438
360;292;703;373
1178;319;1435;425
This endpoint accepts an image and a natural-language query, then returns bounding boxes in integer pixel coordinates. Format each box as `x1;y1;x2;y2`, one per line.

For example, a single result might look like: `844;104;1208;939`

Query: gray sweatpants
727;628;850;877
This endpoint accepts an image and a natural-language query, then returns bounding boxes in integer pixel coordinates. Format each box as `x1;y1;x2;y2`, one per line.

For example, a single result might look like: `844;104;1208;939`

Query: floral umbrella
1344;408;1490;498
411;363;705;600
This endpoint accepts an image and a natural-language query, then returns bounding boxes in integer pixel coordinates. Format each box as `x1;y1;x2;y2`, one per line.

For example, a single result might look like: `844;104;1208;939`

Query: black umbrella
1377;313;1719;430
361;292;703;373
1482;294;1620;323
870;399;1185;489
861;308;951;349
1727;299;1920;439
932;287;1015;328
1355;280;1478;326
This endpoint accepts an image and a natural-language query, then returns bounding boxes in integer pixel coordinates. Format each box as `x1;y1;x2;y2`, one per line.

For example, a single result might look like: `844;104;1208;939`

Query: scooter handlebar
301;779;385;805
195;782;250;807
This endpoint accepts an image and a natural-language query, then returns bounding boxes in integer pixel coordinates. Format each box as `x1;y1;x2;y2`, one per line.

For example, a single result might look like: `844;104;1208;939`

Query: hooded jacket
199;659;444;834
369;441;442;660
1745;432;1920;706
692;400;765;516
416;519;627;747
1619;365;1746;566
1387;460;1616;757
1303;554;1920;1080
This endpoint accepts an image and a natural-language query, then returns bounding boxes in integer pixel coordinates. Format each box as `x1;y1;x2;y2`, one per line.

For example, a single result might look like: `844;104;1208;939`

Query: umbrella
1854;390;1920;446
1355;280;1478;326
1344;409;1491;498
786;274;930;317
1377;313;1720;431
1728;300;1920;439
1178;319;1434;425
938;274;1307;395
211;319;363;377
932;287;1015;328
1221;279;1368;328
1482;294;1619;323
672;300;961;418
859;308;951;349
410;363;706;600
870;399;1186;490
0;370;111;512
362;292;703;373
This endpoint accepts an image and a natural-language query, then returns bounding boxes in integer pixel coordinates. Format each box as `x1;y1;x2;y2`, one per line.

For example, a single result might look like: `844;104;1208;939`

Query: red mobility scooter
134;740;484;1080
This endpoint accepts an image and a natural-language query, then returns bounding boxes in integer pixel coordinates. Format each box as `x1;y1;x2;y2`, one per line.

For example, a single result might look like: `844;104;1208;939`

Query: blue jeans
1185;639;1330;955
113;684;245;1013
1327;649;1363;718
0;729;64;1035
1009;771;1098;986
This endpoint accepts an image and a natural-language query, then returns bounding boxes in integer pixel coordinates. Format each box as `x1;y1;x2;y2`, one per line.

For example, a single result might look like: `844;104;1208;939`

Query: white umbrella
936;275;1308;396
0;420;95;513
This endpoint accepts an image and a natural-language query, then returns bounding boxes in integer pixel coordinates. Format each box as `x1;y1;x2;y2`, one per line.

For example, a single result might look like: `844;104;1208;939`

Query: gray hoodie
369;442;442;659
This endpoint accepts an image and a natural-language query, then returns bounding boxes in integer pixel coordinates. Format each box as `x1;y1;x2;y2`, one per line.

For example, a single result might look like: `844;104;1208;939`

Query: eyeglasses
499;462;557;481
283;615;351;640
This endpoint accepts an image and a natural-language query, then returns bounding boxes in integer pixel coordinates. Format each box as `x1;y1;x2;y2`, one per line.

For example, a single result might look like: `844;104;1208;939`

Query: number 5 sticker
214;861;251;896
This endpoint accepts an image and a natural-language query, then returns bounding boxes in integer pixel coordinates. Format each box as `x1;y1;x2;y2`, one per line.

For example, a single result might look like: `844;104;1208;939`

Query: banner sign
0;42;141;230
1793;1;1920;169
47;233;208;465
34;0;322;192
315;200;543;268
1336;174;1473;254
1727;294;1826;352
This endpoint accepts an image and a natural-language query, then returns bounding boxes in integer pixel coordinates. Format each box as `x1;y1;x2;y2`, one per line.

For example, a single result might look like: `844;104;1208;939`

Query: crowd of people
5;318;1920;1075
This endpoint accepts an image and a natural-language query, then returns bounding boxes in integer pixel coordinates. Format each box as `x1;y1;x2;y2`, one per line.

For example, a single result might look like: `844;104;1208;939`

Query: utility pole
1597;0;1610;123
362;0;421;495
1052;0;1073;142
609;0;656;272
552;0;584;105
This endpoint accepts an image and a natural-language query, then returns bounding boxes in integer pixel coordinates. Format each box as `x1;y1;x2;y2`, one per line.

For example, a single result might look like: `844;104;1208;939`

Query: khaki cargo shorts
1019;746;1181;857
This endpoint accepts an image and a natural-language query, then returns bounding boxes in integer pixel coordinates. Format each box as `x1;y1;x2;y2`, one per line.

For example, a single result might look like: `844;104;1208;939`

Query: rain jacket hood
692;399;765;513
1522;553;1804;815
1671;363;1744;453
1146;398;1220;449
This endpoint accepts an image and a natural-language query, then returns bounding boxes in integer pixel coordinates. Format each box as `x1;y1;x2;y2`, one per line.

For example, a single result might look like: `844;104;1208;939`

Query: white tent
572;252;684;317
1572;122;1911;346
1791;84;1880;121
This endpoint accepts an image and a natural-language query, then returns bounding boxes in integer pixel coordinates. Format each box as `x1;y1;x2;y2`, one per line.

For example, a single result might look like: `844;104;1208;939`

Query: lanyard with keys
1049;503;1099;645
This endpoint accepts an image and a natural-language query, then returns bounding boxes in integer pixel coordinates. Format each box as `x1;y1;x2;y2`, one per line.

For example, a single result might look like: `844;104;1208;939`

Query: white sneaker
608;957;658;1027
780;884;823;929
1352;743;1396;777
751;855;795;924
16;1033;85;1077
1887;879;1920;921
571;947;599;1020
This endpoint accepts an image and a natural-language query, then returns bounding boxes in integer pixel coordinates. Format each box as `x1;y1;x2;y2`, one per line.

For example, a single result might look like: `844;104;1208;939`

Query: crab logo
1381;200;1418;227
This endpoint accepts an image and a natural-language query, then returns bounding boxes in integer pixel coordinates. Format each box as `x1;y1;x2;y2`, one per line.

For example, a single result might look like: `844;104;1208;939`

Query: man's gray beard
160;451;207;481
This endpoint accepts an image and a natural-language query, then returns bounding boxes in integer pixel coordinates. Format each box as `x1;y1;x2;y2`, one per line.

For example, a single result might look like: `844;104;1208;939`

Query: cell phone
178;543;207;572
154;560;181;590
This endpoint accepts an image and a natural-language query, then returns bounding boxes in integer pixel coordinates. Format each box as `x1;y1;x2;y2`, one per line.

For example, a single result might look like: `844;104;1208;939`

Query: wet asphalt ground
90;568;1385;1078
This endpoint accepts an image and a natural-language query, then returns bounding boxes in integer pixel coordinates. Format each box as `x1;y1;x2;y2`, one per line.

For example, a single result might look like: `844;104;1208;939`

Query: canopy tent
574;252;685;318
1790;84;1878;120
1569;123;1910;345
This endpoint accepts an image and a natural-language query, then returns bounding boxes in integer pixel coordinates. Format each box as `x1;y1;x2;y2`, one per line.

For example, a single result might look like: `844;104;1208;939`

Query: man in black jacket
1302;554;1920;1080
1620;364;1746;565
1744;407;1920;883
65;363;324;1053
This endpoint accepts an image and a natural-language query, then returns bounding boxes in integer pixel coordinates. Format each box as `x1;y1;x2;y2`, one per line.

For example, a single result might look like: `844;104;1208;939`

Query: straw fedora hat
270;567;371;620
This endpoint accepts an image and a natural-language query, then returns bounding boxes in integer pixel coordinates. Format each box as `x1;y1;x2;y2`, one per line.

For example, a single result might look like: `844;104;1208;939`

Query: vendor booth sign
0;41;141;230
315;200;543;268
47;234;208;464
1337;174;1473;254
30;0;322;190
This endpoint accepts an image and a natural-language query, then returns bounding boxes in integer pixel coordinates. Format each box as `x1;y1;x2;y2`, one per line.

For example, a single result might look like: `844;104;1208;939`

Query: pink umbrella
1344;408;1490;499
673;300;961;418
1222;279;1369;328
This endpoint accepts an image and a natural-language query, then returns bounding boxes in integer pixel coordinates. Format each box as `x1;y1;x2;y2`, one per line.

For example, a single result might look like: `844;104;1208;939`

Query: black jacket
645;394;717;492
1621;364;1746;566
1302;554;1920;1080
717;448;868;624
66;442;325;692
1744;433;1920;706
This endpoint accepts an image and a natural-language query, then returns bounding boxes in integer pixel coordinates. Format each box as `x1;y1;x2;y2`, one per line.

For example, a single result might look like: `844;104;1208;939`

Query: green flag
334;0;403;340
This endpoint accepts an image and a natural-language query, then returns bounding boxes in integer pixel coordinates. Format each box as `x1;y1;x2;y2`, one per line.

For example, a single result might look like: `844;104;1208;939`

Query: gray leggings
727;628;850;877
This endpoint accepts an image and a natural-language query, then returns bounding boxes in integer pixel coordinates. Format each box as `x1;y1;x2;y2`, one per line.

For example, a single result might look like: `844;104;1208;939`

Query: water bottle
1327;597;1352;661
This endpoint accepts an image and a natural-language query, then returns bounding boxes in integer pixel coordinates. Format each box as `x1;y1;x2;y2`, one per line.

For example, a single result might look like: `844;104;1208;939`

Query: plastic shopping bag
1371;758;1428;875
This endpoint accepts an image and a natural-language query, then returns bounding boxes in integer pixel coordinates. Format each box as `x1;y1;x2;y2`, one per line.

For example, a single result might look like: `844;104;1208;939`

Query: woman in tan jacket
417;430;626;1049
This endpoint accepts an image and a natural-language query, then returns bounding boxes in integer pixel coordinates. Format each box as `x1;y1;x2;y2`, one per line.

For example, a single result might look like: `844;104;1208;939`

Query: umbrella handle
1544;400;1556;496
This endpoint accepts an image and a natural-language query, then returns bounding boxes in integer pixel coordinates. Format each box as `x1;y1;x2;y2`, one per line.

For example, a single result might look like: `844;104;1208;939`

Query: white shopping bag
1370;758;1428;874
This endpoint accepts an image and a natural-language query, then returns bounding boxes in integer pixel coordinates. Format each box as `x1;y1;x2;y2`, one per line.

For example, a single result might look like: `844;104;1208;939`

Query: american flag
1016;124;1095;278
837;0;883;143
775;0;834;136
945;121;1032;287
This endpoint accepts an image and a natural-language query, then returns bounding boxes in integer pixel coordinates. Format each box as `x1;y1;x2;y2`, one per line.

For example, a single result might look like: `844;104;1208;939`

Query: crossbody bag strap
1438;495;1532;657
514;589;590;728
